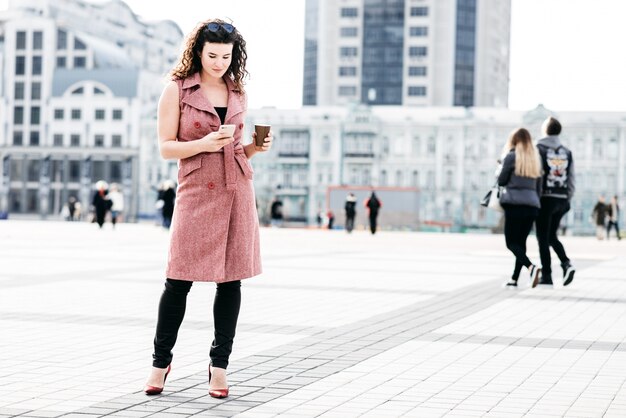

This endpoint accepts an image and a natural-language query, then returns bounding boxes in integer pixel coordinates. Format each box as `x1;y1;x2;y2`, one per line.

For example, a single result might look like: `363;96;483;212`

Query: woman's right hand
200;131;234;152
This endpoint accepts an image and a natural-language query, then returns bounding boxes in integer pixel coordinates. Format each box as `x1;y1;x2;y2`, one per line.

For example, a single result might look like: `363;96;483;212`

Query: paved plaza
1;220;625;417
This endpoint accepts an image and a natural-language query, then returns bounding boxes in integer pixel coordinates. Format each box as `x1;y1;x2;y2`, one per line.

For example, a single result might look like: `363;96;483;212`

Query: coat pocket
178;156;202;178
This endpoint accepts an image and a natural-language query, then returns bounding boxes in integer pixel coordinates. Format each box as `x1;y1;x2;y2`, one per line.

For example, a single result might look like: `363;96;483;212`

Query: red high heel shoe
144;364;171;395
208;366;229;399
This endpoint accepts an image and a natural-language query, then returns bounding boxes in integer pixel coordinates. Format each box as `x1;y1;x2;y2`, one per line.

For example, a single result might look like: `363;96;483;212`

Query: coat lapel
180;72;219;118
223;76;246;123
180;72;246;122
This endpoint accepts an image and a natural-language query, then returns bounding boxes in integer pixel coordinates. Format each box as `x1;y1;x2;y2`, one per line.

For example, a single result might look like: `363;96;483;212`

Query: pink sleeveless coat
165;72;262;282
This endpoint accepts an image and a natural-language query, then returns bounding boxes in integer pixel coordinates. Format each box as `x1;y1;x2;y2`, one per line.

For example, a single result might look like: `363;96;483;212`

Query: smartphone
218;124;236;137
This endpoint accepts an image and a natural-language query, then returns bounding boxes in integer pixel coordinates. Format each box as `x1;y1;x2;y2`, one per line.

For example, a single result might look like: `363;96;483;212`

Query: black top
215;106;227;125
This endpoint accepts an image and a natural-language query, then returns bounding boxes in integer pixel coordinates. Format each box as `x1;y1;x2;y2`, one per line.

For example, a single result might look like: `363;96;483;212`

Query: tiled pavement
0;221;625;417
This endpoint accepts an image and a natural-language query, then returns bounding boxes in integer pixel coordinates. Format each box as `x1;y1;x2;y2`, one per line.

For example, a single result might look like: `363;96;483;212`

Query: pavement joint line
83;279;512;414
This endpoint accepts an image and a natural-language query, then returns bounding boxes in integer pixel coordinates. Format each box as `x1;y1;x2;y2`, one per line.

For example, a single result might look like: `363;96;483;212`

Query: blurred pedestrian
144;19;273;400
365;191;382;234
591;195;608;240
497;128;542;288
344;193;357;233
606;195;621;240
327;210;335;230
535;117;576;286
67;196;77;221
74;201;82;221
270;197;283;228
108;183;124;228
160;180;176;229
92;180;111;229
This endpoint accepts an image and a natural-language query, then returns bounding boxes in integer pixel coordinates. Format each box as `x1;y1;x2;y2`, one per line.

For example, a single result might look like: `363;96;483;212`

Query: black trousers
536;197;571;279
152;279;241;369
369;211;379;234
607;221;621;239
345;213;355;232
504;208;536;280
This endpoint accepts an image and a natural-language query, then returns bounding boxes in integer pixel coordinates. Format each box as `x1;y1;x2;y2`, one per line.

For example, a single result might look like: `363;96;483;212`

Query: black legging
152;279;241;369
504;209;536;281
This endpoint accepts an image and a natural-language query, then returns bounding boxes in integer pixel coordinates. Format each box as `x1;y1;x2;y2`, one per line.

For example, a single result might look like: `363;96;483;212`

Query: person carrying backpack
535;117;576;286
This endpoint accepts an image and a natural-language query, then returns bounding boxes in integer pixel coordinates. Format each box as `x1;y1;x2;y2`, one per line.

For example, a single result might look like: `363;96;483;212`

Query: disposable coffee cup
254;124;271;147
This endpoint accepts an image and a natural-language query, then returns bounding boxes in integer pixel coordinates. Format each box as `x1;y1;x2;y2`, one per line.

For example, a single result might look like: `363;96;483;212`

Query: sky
1;0;625;111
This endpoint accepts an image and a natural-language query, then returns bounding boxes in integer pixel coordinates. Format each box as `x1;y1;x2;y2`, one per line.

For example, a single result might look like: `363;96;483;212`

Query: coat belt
221;142;252;191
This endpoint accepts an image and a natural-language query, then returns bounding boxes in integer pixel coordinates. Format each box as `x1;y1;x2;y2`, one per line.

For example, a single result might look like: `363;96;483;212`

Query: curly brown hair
170;19;248;93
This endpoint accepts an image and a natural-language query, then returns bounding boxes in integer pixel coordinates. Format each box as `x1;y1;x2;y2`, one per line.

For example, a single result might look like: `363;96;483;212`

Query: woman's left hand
253;130;273;152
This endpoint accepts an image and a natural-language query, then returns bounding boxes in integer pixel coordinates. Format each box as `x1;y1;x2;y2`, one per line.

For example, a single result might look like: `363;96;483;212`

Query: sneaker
504;280;518;287
562;263;576;286
528;265;541;288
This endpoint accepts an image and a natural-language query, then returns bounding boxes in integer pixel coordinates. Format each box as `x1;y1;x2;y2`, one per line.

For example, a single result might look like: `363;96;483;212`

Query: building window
94;134;105;147
14;106;24;124
33;31;43;50
339;66;357;76
410;26;428;37
340;47;358;57
409;66;427;76
32;56;42;75
54;109;64;120
30;107;41;125
70;134;81;147
380;170;387;186
412;170;419;187
409;46;428;57
408;86;427;96
340;27;358;37
338;86;357;96
56;56;66;68
15;56;25;75
16;31;26;49
27;160;41;181
428;137;436;154
396;170;404;186
30;131;40;146
69;160;80;181
341;7;358;17
95;109;105;120
74;37;86;50
112;134;122;147
71;109;81;120
14;82;24;99
110;161;122;182
410;7;429;16
13;131;23;146
31;82;41;100
57;30;67;49
112;109;123;120
53;134;64;146
74;56;86;68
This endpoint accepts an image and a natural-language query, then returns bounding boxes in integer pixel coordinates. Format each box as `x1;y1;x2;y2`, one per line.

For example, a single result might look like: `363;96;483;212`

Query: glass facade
302;0;319;105
361;0;405;105
453;0;477;106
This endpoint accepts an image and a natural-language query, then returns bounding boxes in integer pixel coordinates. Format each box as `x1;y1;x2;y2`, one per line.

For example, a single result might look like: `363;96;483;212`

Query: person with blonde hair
497;128;543;287
144;19;273;399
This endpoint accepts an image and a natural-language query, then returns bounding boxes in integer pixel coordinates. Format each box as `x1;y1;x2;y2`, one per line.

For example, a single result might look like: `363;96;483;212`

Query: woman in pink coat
144;19;272;399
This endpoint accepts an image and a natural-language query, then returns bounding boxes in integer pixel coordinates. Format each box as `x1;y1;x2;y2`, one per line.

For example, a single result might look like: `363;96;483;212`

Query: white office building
303;0;511;108
0;0;182;219
247;104;626;234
